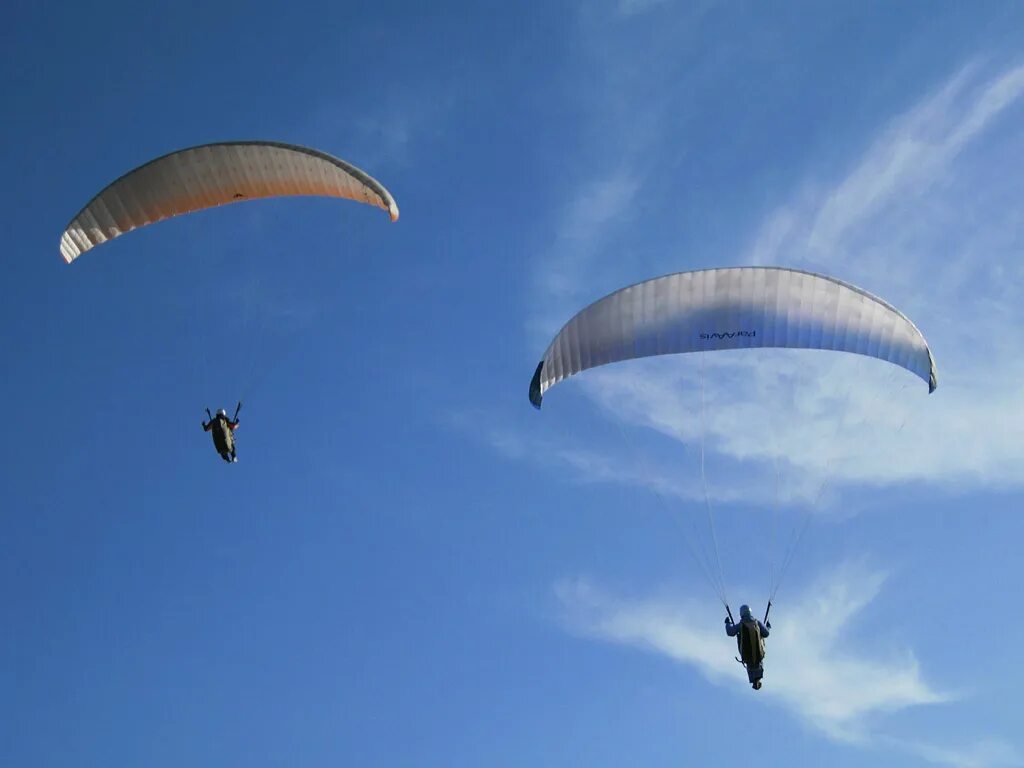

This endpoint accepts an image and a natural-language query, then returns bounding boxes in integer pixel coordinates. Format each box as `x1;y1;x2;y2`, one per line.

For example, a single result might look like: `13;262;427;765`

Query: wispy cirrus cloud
716;60;1024;490
529;3;720;345
484;418;770;506
530;170;640;338
752;60;1024;279
556;562;1019;767
523;58;1024;499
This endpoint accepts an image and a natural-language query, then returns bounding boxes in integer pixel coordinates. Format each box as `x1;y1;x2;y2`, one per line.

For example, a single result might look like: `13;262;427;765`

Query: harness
734;618;765;669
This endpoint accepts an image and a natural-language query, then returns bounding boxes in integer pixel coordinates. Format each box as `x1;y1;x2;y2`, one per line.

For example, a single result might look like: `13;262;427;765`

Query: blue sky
3;1;1024;766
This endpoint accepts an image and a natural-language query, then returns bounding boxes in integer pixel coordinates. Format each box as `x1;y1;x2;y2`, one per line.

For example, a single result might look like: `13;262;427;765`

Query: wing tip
529;361;544;409
60;237;77;264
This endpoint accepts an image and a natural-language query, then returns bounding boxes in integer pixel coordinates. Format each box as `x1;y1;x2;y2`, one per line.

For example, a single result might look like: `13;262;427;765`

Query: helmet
739;605;752;620
217;409;227;417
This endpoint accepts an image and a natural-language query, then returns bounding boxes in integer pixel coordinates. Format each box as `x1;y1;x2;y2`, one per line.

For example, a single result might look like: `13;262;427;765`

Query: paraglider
529;266;937;687
203;404;241;463
726;604;771;690
59;140;399;263
60;141;399;466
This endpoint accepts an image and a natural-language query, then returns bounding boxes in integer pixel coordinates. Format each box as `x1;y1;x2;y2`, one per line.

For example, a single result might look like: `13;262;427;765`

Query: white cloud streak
529;59;1024;499
533;170;640;310
725;60;1024;490
556;562;1019;767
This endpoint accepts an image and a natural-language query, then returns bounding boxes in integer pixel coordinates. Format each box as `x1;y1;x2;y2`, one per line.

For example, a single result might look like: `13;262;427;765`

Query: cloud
525;59;1024;497
555;561;1018;766
725;60;1024;490
533;170;640;310
528;3;716;343
556;562;946;739
755;60;1024;272
483;401;830;513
